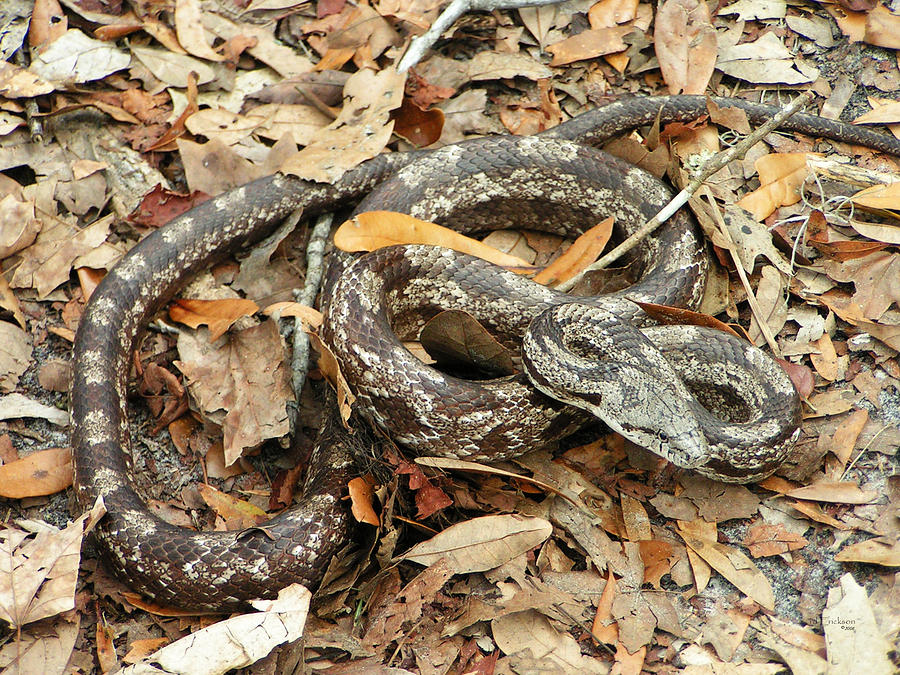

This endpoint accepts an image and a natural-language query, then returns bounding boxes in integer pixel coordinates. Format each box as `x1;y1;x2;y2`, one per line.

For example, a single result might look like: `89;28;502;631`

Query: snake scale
71;95;900;611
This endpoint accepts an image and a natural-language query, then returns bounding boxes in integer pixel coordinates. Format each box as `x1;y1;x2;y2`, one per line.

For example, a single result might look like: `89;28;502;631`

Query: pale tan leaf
0;497;105;627
822;574;894;674
280;68;403;183
786;482;877;504
174;0;224;62
654;0;717;95
120;585;311;674
738;153;818;222
677;522;775;610
402;514;553;574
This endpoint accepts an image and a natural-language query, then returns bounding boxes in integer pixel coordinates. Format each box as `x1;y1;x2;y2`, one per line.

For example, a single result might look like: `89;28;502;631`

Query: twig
555;90;816;293
14;48;43;143
290;212;333;403
397;0;563;73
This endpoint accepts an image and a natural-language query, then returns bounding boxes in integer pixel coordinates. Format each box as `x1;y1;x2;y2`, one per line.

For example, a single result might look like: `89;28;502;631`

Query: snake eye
657;431;669;442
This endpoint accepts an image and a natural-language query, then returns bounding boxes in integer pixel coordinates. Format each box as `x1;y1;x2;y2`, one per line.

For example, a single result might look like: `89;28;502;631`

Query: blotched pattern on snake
71;96;900;610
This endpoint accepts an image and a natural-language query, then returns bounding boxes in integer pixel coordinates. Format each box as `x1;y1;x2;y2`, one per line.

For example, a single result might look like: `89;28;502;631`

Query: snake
71;95;900;611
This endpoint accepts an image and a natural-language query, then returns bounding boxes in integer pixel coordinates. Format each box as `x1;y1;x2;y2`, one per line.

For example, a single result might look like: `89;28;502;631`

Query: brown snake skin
72;95;900;611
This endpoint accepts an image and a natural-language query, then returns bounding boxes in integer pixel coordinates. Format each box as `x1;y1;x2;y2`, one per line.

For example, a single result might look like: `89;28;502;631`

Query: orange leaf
348;475;380;526
533;217;613;285
737;153;820;221
168;298;259;341
0;446;72;498
334;211;534;270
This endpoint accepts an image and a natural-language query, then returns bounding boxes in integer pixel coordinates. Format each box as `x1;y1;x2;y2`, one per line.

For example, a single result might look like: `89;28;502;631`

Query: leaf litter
0;0;899;673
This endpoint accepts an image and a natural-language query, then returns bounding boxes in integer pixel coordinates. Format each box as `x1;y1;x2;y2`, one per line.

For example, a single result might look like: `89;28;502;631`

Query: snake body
71;96;900;611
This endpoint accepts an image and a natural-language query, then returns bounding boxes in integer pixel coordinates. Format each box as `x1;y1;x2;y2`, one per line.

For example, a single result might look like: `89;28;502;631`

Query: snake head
523;303;709;470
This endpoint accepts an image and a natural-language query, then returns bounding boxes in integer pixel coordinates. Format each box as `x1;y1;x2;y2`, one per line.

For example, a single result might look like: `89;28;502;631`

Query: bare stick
555;90;816;293
291;212;333;402
397;0;563;73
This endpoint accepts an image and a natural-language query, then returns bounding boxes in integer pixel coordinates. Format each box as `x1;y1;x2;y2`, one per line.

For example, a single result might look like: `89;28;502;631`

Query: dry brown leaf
810;332;839;381
654;0;717;95
0;193;40;259
677;521;775;610
492;609;607;672
402;514;552;574
169;298;260;342
10;215;112;298
0;447;73;498
197;484;267;528
743;523;808;557
848;219;900;245
0;614;80;674
864;4;900;49
307;330;356;424
822;573;894;674
738;153;818;221
829;408;869;469
280;68;403;183
175;319;292;465
0;320;32;393
122;585;311;672
834;537;900;566
174;0;224;62
533;217;613;285
334;211;533;269
123;638;171;665
419;309;515;377
620;494;651;541
748;265;788;346
0;497;105;628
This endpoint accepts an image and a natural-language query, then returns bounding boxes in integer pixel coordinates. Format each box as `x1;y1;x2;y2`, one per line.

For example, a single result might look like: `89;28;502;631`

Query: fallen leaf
334;211;533;269
174;0;224;62
175;319;293;465
280;68;404;183
169;298;260;342
834;537;900;566
822;574;893;673
0;447;73;498
119;584;311;674
533;217;613;285
677;522;775;610
654;0;717;95
0;497;105;627
743;523;808;557
419;309;515;377
786;482;877;504
0;393;70;426
738;153;818;221
402;514;553;574
197;483;267;529
348;476;380;526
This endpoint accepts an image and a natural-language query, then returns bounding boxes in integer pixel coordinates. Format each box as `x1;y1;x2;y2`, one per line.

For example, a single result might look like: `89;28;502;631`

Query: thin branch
397;0;563;73
290;212;333;403
555;90;816;293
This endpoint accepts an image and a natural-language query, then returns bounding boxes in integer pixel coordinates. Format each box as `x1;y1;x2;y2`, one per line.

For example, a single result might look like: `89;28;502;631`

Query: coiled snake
71;96;900;611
